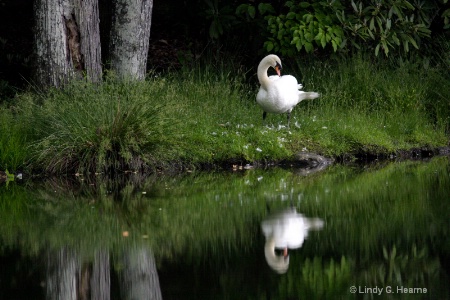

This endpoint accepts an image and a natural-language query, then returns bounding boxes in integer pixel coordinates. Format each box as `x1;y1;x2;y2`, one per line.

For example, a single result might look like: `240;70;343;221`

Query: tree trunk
34;0;73;88
33;0;102;88
46;248;78;300
73;0;103;82
121;246;162;300
90;250;111;300
109;0;153;80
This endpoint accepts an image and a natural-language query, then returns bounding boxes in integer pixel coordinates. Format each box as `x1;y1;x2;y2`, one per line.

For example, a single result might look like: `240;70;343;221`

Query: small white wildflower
243;144;249;149
294;121;301;128
211;132;217;135
322;126;328;129
302;147;308;151
312;116;317;122
257;176;263;181
256;147;262;152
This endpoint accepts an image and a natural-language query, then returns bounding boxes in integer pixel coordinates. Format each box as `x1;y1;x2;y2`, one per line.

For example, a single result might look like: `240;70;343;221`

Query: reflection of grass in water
1;158;449;256
0;157;448;297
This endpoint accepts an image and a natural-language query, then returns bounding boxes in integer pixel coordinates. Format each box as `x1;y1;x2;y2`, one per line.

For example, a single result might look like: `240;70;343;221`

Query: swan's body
257;54;319;127
261;208;324;273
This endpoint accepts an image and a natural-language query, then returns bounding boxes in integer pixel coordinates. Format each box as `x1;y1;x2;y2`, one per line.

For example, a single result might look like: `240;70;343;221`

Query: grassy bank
0;54;449;174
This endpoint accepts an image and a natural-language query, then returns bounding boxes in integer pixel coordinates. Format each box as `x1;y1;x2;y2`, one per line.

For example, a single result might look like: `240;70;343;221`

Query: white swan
261;208;324;274
256;54;320;127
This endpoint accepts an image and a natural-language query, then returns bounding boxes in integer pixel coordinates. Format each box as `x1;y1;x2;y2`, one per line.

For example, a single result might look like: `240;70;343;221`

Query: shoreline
2;146;449;182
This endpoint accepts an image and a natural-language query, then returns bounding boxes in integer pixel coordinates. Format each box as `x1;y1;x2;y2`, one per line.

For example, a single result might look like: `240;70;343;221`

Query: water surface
1;157;449;299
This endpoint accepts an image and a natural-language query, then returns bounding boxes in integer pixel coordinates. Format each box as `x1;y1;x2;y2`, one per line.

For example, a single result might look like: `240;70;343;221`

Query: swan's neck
264;237;289;274
257;60;271;90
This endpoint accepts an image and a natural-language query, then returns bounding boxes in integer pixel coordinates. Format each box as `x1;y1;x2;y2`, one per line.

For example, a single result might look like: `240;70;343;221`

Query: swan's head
264;237;290;274
260;54;282;76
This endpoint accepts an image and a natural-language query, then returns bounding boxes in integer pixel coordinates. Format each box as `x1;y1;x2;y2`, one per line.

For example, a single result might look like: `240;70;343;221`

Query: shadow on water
0;157;449;299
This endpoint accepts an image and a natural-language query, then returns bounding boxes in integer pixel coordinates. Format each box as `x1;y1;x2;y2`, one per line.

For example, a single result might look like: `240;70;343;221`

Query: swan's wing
256;86;268;103
279;75;298;85
268;75;281;81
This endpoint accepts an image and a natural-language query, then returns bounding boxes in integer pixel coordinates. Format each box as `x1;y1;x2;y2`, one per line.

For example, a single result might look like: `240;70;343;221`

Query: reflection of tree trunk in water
46;248;111;300
46;248;77;300
91;250;110;300
121;246;162;300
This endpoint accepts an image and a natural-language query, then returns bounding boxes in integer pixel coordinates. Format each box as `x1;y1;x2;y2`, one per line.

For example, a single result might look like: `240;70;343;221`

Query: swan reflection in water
261;207;324;274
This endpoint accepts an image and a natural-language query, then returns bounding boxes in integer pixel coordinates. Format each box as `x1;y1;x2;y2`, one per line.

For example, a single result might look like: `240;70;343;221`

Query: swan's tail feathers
297;84;303;90
298;91;320;103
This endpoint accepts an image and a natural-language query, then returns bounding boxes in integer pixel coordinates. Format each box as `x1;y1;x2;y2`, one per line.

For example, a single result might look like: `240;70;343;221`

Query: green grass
0;53;449;174
0;107;29;171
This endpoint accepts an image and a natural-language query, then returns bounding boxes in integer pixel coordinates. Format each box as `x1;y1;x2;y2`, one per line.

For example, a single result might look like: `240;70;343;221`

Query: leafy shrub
238;0;448;57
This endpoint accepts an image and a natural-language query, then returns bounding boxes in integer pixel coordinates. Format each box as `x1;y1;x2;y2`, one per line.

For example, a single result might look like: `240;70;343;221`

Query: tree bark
109;0;153;80
73;0;103;82
34;0;73;88
90;250;111;300
33;0;102;88
121;246;162;300
46;248;78;300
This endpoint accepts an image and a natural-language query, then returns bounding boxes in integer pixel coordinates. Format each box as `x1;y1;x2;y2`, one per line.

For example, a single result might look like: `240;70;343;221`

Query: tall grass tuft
29;76;182;173
0;108;29;171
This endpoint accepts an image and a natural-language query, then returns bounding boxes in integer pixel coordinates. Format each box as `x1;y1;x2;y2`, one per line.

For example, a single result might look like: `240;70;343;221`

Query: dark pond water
1;157;449;299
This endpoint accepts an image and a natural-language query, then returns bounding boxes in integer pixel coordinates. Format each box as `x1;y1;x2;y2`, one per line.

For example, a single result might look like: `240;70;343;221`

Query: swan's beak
275;65;281;77
283;248;288;257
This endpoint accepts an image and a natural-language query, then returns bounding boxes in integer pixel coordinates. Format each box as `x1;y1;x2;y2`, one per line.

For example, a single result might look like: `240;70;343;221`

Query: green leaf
5;169;15;180
315;32;323;41
370;17;375;30
287;12;296;20
266;41;274;52
388;6;394;18
304;41;314;52
351;0;358;12
403;40;409;52
392;33;400;45
235;4;248;15
299;2;311;8
382;40;389;55
258;3;275;15
375;43;380;56
332;39;338;52
408;36;418;49
248;5;256;19
403;1;414;10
